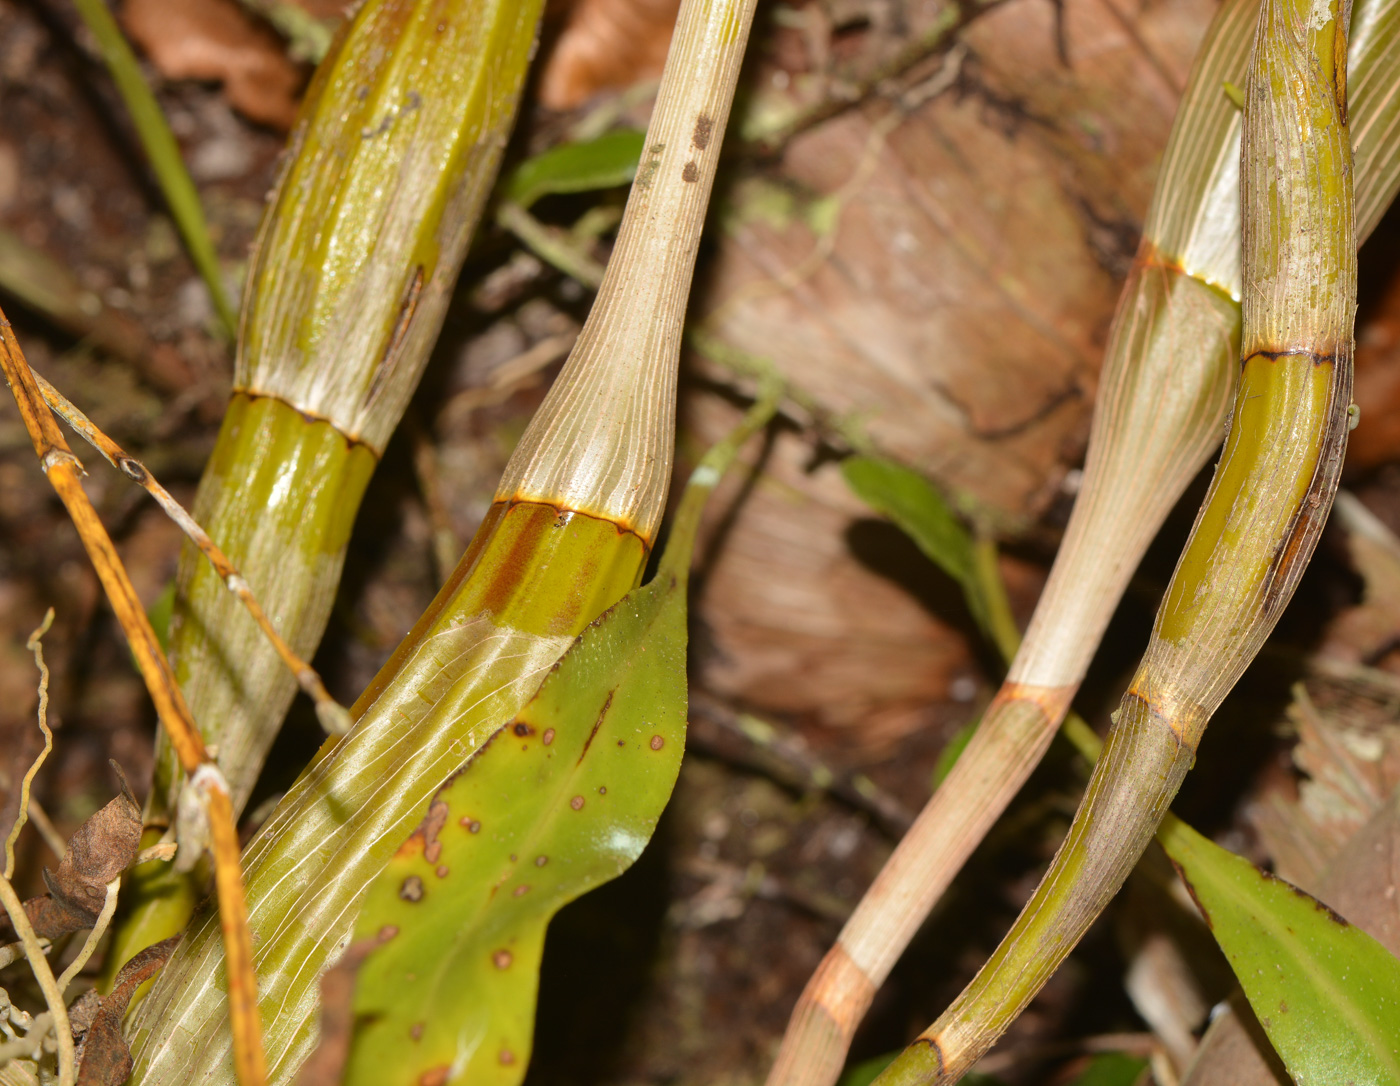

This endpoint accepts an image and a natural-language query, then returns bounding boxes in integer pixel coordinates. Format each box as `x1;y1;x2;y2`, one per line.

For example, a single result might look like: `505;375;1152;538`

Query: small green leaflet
501;129;646;211
839;455;1004;647
840;456;975;587
342;386;779;1086
837;1054;1004;1086
1158;816;1400;1086
1066;1053;1147;1086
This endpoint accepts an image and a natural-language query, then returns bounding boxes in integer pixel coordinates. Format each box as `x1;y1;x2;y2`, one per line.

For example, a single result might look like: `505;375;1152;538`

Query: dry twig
0;310;266;1086
35;374;352;736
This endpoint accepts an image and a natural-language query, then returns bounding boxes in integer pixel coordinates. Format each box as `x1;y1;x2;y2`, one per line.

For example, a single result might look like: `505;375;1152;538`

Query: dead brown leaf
687;393;973;752
75;936;179;1086
21;766;140;939
695;0;1216;522
121;0;304;129
1316;492;1400;670
538;0;680;109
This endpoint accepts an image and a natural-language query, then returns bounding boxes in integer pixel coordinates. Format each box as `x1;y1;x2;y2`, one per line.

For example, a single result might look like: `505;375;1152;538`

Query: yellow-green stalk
874;0;1354;1081
768;2;1400;1080
124;0;758;1082
108;0;546;981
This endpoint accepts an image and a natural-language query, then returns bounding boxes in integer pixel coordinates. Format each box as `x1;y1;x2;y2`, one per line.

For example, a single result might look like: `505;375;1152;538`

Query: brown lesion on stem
988;681;1075;723
364;263;426;409
228;388;384;456
1121;682;1208;753
1242;347;1339;366
910;1035;947;1078
806;943;877;1036
495;494;653;547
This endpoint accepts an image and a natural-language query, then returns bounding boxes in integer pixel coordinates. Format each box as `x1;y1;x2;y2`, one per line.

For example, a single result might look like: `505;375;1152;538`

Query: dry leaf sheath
872;0;1356;1081
768;2;1400;1080
109;0;547;983
125;1;757;1083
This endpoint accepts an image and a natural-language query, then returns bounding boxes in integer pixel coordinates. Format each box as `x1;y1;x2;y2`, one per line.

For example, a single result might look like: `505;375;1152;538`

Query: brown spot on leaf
410;1022;424;1042
535;855;548;867
542;728;555;746
399;876;425;902
378;925;399;941
419;799;450;864
418;1067;451;1086
598;786;607;795
513;884;531;897
570;795;585;810
650;734;665;750
435;865;449;878
499;1048;516;1066
682;162;700;183
513;722;533;737
493;949;513;970
463;818;482;833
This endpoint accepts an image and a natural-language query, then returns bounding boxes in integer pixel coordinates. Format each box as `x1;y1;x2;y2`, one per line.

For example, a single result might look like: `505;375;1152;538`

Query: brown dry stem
0;309;267;1086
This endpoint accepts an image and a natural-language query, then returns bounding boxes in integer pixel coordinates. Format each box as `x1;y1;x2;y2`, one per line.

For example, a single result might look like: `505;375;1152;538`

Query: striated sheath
125;0;758;1083
151;0;546;820
766;2;1400;1082
111;0;548;992
873;0;1355;1082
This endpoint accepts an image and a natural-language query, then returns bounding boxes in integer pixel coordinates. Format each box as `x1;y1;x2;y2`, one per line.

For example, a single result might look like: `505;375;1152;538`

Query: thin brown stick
5;609;56;879
35;374;352;736
0;873;74;1085
0;310;267;1086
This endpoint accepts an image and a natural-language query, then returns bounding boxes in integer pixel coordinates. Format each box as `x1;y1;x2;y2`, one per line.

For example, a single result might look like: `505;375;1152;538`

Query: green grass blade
1159;816;1400;1086
69;0;237;336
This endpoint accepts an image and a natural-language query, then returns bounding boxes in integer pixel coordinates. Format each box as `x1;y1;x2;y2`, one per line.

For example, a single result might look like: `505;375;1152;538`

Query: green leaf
345;555;688;1086
838;1053;899;1086
343;386;780;1086
501;128;646;211
1158;816;1400;1086
1066;1052;1148;1086
840;456;974;585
